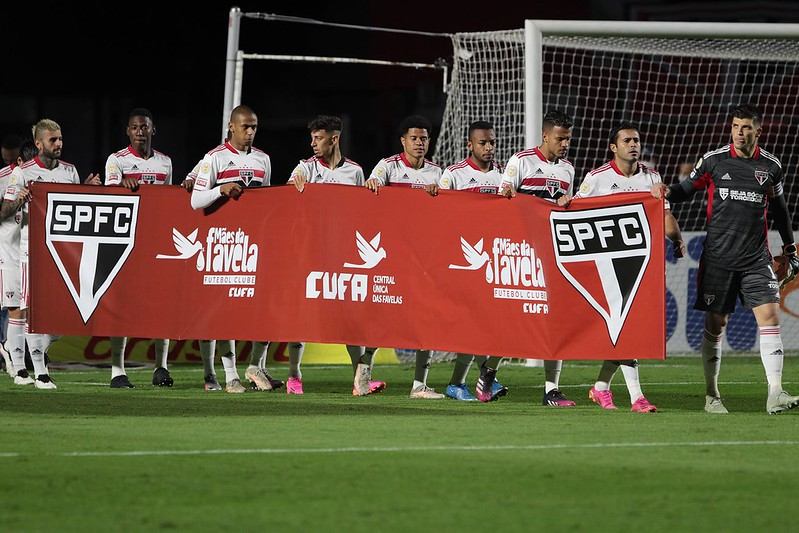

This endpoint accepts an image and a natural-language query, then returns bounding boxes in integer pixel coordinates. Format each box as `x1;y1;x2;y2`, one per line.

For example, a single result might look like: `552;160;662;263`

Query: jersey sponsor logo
448;235;548;314
306;230;403;304
45;193;139;323
550;204;651;344
156;226;259;298
723;189;763;203
754;170;769;185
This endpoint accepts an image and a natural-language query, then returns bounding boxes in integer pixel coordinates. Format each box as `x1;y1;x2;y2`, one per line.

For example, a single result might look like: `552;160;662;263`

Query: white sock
219;340;239;382
200;340;216;377
701;329;722;397
365;347;377;372
759;325;784;395
289;342;304;379
25;333;51;377
619;361;643;403
346;345;365;372
110;336;127;378
250;341;268;368
154;338;169;369
594;360;619;391
7;318;25;372
544;359;562;393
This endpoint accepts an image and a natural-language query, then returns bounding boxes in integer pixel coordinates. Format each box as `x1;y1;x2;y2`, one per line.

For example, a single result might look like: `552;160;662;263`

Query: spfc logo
239;169;254;185
546;179;560;196
719;188;729;200
754;170;769;185
550;204;651;345
45;193;139;323
704;294;716;305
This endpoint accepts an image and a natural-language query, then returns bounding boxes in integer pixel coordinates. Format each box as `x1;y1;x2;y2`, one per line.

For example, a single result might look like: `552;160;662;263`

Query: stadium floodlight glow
222;6;451;144
435;20;799;354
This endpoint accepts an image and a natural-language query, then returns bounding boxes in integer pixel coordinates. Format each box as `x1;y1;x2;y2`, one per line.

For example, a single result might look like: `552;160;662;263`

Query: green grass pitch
2;356;799;532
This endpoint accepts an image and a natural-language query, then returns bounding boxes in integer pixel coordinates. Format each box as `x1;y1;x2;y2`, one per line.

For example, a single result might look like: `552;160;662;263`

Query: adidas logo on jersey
534;168;544;175
131;164;139;171
227;161;236;167
721;173;732;181
610;183;619;190
469;177;478;183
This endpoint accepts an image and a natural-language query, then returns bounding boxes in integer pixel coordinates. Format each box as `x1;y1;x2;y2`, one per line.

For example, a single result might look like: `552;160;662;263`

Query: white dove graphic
156;228;203;260
448;237;490;270
343;231;387;269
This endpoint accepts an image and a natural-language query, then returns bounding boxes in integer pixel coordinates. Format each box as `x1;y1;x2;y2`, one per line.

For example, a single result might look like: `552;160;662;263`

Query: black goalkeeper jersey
677;143;784;270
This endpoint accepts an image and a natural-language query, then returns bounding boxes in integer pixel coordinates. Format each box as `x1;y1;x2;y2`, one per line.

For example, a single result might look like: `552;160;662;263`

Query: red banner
29;182;665;359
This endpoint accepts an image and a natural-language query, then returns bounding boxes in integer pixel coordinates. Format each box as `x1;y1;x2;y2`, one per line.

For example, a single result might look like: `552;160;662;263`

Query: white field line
0;440;797;459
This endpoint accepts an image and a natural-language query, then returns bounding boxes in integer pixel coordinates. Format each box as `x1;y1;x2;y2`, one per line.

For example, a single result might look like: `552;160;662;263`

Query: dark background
2;0;799;184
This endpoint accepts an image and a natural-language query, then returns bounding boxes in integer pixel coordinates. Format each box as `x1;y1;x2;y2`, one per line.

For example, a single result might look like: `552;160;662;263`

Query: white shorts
1;267;21;308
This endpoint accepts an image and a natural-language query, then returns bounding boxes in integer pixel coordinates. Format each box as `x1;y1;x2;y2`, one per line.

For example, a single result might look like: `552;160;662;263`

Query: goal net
435;24;799;354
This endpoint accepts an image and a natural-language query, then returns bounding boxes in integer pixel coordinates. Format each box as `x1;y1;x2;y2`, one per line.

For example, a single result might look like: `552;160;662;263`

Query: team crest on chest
239;169;254;185
718;188;729;200
546;179;560;196
754;170;769;185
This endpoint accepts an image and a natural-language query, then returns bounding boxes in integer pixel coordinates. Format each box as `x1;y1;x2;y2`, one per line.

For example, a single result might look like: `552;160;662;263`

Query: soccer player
654;104;799;414
366;115;444;399
577;122;685;413
499;110;577;407
2;119;101;389
104;108;174;389
287;115;386;397
0;139;37;383
438;120;509;403
191;105;282;394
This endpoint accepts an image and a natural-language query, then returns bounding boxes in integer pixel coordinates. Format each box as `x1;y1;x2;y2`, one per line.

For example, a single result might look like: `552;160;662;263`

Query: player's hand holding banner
29;183;665;360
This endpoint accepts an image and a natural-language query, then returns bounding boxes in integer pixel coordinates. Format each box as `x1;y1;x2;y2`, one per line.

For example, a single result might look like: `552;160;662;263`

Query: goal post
435;20;799;354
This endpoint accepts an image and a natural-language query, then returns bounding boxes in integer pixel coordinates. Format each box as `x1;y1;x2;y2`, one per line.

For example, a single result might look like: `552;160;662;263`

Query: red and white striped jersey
439;158;504;194
105;145;172;186
6;156;81;257
0;165;22;269
501;147;574;199
193;141;271;192
289;156;364;186
578;160;669;208
368;153;441;188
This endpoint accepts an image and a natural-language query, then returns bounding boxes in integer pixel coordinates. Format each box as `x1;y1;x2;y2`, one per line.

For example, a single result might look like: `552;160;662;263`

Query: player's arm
424;171;440;197
499;155;520;198
0;175;27;220
768;173;795;250
190;156;240;209
365;159;388;195
164;158;173;186
438;169;453;191
105;154;123;187
288;161;308;193
182;160;201;192
656;156;711;202
665;209;685;258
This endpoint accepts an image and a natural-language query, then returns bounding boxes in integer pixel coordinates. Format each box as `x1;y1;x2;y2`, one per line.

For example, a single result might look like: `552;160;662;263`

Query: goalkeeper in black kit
654;104;799;414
